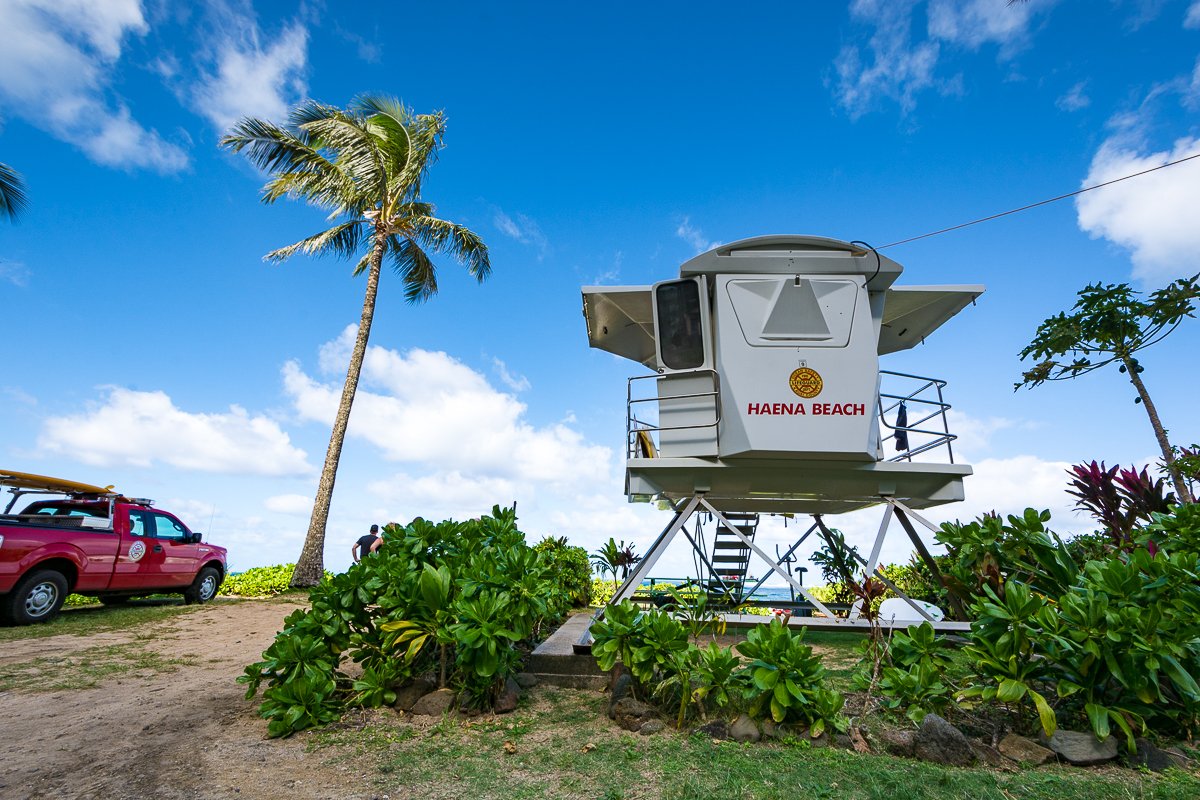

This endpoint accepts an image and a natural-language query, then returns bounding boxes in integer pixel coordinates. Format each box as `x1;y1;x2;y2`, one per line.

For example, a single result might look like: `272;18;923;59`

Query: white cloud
193;20;308;132
1076;134;1200;283
1188;1;1200;29
38;387;312;476
491;358;531;392
1056;81;1090;112
927;0;1035;52
0;0;188;172
492;208;549;259
0;260;31;287
284;327;612;486
833;0;1039;119
834;0;939;119
675;216;720;255
265;494;313;515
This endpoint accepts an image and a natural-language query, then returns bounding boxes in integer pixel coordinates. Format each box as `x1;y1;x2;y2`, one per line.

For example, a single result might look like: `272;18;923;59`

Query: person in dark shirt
352;524;382;563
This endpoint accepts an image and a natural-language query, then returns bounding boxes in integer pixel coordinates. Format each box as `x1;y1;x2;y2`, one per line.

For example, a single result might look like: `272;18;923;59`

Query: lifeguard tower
581;235;983;628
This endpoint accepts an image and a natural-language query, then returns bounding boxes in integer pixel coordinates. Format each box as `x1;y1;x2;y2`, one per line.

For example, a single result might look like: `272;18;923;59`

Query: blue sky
2;0;1199;582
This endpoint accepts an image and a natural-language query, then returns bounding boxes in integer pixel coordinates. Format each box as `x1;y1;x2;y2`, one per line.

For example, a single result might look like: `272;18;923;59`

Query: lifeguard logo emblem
128;541;146;562
789;367;823;399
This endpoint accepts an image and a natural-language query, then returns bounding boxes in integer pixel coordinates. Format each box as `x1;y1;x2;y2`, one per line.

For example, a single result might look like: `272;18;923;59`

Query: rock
760;719;783;740
514;672;539;689
639;720;666;736
1132;738;1189;772
970;739;1009;768
494;678;521;714
1040;730;1118;766
608;673;635;720
999;733;1055;766
612;698;657;732
834;734;854;751
878;728;915;757
392;678;436;711
729;714;761;743
913;714;976;767
695;720;729;740
410;688;457;717
807;730;831;748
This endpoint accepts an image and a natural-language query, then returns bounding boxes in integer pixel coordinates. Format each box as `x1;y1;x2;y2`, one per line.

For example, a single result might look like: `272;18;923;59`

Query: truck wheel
7;569;69;625
184;566;221;605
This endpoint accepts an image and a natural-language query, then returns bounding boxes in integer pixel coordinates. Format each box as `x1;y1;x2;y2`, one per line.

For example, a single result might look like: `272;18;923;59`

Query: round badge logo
128;541;146;562
789;367;823;399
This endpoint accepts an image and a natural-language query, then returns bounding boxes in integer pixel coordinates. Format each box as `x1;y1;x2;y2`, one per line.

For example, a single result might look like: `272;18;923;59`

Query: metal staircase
707;512;759;603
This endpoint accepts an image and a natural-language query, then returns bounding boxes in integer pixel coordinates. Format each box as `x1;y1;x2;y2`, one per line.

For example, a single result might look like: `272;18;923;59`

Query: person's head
370;524;379;535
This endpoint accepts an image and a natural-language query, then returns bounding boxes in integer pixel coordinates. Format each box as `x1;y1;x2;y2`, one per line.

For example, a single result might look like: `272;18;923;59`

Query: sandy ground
0;599;373;800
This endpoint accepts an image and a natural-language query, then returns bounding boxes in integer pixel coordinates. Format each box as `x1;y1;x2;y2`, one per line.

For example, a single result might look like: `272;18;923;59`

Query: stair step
712;541;751;550
712;555;750;564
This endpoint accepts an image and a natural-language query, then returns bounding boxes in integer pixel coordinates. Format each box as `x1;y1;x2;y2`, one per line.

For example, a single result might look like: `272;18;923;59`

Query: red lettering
853;403;864;415
747;403;760;414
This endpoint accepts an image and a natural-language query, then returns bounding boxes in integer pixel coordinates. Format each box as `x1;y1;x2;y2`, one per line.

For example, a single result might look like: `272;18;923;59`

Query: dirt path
0;599;371;800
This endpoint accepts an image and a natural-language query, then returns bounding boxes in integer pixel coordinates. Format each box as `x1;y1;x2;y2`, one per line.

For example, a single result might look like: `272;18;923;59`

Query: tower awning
582;286;658;369
879;285;985;355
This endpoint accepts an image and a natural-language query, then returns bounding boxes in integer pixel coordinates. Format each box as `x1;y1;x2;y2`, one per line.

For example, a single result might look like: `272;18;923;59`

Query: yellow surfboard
0;470;115;495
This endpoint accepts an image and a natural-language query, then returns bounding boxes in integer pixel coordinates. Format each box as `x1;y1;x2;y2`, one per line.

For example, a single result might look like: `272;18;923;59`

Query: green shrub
534;537;592;606
241;506;580;736
220;564;333;597
735;618;848;735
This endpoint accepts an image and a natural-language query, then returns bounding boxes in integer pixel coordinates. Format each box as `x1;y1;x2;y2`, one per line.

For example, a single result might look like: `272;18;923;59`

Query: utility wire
879;151;1200;249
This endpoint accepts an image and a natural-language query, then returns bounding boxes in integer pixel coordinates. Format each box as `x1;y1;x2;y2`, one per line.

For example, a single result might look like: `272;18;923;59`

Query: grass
0;597;222;643
0;640;198;691
303;685;1200;800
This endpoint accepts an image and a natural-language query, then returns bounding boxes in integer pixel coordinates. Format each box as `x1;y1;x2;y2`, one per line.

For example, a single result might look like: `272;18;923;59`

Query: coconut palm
1;162;29;222
220;97;491;587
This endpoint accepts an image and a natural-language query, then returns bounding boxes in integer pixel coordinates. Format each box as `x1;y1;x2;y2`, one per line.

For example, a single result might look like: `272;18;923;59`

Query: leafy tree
221;97;491;586
591;537;641;594
1016;276;1199;503
0;162;28;222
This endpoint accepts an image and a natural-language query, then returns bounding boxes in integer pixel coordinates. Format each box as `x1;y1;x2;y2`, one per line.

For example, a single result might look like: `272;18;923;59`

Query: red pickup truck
0;471;228;625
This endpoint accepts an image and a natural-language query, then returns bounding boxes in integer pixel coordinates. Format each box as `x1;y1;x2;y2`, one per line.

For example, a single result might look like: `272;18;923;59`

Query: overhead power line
879;151;1200;249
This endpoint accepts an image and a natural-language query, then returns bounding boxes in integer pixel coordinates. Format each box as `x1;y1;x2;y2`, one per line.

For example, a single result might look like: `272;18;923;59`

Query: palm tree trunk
1123;354;1194;504
290;232;386;587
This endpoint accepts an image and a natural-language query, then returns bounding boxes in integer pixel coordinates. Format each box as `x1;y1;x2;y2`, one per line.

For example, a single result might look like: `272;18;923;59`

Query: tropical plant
241;506;577;736
1067;460;1175;549
936;509;1079;601
664;585;726;643
590;537;641;594
809;528;862;608
534;537;592;606
0;162;28;222
735;618;848;735
221;97;491;587
958;581;1062;738
1016;275;1200;502
867;622;958;724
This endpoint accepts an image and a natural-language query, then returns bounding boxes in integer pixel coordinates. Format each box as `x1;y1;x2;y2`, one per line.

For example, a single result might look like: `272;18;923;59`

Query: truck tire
184;566;221;605
7;569;69;625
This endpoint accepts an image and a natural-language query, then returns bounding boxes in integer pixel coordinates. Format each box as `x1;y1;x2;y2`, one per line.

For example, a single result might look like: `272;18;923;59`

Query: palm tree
220;97;491;587
1;162;29;222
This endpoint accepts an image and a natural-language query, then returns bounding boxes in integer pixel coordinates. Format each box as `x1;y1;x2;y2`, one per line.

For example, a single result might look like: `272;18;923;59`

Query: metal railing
625;367;958;463
878;369;957;463
626;369;721;459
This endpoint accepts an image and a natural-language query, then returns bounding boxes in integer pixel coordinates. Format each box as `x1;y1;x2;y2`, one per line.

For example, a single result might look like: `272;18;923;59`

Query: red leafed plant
1067;460;1175;550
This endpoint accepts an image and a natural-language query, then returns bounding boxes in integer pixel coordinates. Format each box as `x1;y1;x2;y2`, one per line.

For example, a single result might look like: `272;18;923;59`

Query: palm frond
411;215;491;281
389;237;439;303
0;162;29;221
219;118;331;179
396;113;446;201
264;220;365;263
354;95;414;171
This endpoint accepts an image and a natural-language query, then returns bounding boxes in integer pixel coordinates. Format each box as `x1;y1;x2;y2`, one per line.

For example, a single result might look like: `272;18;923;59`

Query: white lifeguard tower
581;235;983;628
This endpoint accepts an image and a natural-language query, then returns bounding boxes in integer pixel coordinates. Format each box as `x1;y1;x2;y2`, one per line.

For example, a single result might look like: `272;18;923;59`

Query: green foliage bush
591;601;847;734
946;505;1200;749
534;537;592;606
220;564;333;597
240;506;585;736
